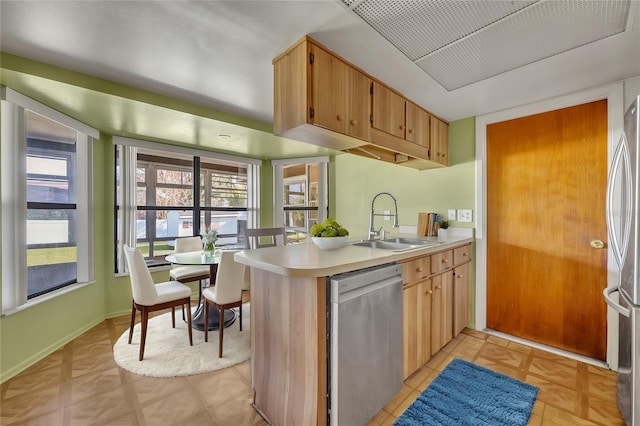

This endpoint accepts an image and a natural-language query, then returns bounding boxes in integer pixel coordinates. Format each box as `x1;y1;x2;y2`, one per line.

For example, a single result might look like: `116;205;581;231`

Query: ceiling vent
340;0;631;91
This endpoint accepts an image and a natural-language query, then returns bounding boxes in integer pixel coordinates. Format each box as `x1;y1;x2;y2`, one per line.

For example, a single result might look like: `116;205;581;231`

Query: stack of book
417;212;441;237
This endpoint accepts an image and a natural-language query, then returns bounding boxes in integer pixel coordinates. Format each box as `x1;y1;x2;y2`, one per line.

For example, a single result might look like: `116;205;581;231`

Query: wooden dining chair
203;250;245;357
123;245;193;361
244;227;287;249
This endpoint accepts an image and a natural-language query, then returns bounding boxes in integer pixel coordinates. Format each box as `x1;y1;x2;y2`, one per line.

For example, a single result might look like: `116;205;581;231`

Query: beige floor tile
67;366;123;405
586;393;626;425
131;375;192;405
529;356;578;389
473;355;521;379
139;385;205;425
65;386;135;426
477;342;528;369
449;339;481;361
404;365;434;389
428;351;455;370
541;404;599;425
391;389;420;417
525;374;577;414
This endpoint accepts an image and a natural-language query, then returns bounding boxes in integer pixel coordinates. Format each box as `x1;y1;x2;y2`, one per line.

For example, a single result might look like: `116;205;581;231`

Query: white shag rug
113;303;250;377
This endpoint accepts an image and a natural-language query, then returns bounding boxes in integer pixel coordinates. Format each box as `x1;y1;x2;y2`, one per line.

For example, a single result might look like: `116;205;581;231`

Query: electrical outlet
384;210;390;221
448;209;457;220
458;209;473;223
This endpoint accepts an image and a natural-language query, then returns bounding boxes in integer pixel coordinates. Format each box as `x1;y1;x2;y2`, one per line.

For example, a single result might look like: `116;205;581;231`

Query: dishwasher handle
335;275;402;304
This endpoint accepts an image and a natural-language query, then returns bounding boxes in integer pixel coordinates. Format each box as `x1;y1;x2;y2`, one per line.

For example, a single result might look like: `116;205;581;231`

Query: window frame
273;156;329;241
1;86;97;314
113;136;260;273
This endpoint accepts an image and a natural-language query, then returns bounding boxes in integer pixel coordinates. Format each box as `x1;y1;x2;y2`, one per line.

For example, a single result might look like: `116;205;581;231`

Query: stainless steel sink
351;238;440;251
381;237;440;247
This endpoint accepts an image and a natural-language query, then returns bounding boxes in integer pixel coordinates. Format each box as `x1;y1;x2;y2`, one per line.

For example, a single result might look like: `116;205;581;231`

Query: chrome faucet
368;192;400;240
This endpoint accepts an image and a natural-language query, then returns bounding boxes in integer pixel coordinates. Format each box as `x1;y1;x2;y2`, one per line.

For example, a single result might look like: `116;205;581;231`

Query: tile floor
0;311;626;425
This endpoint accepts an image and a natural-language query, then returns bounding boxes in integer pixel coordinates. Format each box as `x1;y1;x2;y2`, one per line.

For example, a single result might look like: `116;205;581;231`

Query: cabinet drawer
453;244;472;266
431;250;453;274
403;256;431;284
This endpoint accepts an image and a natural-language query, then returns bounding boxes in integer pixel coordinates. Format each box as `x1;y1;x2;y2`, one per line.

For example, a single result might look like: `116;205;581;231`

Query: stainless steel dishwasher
328;262;403;426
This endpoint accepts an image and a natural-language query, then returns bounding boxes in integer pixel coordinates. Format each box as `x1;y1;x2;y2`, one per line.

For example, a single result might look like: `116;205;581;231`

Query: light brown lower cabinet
402;279;431;379
430;271;453;355
402;243;473;379
453;261;472;335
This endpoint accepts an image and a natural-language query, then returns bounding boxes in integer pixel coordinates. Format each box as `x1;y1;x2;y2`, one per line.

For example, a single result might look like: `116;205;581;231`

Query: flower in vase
201;226;218;251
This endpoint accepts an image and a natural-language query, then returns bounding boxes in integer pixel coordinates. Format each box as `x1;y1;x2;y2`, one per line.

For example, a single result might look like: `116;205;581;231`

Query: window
114;138;260;272
273;157;328;243
1;87;96;313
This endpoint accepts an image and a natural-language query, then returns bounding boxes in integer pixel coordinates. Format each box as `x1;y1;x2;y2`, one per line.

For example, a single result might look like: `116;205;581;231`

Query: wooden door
346;67;371;141
371;82;405;139
486;100;608;360
406;102;430;148
311;45;346;134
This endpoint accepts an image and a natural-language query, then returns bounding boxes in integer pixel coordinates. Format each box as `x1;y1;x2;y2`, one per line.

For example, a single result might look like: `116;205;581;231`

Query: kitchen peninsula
234;234;473;425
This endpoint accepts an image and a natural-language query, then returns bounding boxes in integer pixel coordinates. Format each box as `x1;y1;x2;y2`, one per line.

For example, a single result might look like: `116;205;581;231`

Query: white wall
624;75;640;110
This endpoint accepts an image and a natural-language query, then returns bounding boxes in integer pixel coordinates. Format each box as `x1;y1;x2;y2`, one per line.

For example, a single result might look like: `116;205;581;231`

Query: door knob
590;240;605;249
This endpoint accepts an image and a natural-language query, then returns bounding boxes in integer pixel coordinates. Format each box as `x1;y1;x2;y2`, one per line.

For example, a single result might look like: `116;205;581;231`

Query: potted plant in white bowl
310;218;350;250
438;219;450;240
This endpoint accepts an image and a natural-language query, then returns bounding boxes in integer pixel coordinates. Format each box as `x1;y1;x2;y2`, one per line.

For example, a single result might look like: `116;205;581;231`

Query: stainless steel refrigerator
604;94;640;426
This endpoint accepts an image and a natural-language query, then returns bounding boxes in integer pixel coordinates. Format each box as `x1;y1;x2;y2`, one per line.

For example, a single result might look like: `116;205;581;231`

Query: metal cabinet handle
590;240;605;249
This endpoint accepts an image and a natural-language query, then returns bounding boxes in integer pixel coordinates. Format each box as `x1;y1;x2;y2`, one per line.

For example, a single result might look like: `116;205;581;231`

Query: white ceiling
1;0;639;153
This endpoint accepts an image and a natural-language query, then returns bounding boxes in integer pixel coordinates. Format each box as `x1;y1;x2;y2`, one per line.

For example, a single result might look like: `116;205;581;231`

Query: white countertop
234;234;473;278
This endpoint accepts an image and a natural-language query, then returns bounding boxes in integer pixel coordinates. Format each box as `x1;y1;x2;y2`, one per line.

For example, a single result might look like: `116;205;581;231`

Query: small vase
438;228;448;240
203;242;215;258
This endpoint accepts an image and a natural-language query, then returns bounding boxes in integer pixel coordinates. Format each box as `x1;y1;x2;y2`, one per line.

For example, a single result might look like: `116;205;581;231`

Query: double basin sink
351;237;441;252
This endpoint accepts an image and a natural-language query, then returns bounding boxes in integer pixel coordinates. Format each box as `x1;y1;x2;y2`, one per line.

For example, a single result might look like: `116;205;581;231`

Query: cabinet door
405;102;430;148
372;82;405;139
311;45;347;134
453;262;472;335
402;280;431;379
346;67;371;141
430;116;449;165
431;273;453;355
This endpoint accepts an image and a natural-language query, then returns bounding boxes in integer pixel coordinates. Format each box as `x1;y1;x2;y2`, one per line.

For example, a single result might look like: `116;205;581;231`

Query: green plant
439;219;450;229
310;218;349;238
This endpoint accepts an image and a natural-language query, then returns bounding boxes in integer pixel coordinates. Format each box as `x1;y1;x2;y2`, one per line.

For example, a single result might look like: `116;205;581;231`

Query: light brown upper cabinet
431;116;449;166
273;38;367;152
405;101;431;150
371;82;406;139
310;45;371;141
273;36;449;170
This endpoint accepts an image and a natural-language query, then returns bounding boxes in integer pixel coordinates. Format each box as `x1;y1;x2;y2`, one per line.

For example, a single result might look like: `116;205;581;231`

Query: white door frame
474;82;624;368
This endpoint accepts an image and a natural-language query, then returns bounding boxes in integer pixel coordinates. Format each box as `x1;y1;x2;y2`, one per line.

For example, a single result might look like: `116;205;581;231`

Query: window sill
1;280;97;317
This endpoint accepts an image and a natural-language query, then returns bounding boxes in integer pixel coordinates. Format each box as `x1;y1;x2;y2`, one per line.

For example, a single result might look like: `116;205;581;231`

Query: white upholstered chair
123;245;193;361
170;236;210;284
203;250;245;357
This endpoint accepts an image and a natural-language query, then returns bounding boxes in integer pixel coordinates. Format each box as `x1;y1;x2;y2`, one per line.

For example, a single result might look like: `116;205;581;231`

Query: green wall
334;117;476;236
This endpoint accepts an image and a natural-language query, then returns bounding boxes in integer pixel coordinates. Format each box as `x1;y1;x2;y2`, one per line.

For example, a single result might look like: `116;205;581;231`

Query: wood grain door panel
486;100;608;360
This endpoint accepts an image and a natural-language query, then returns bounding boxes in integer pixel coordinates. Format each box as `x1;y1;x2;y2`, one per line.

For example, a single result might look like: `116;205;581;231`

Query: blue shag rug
394;358;538;426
